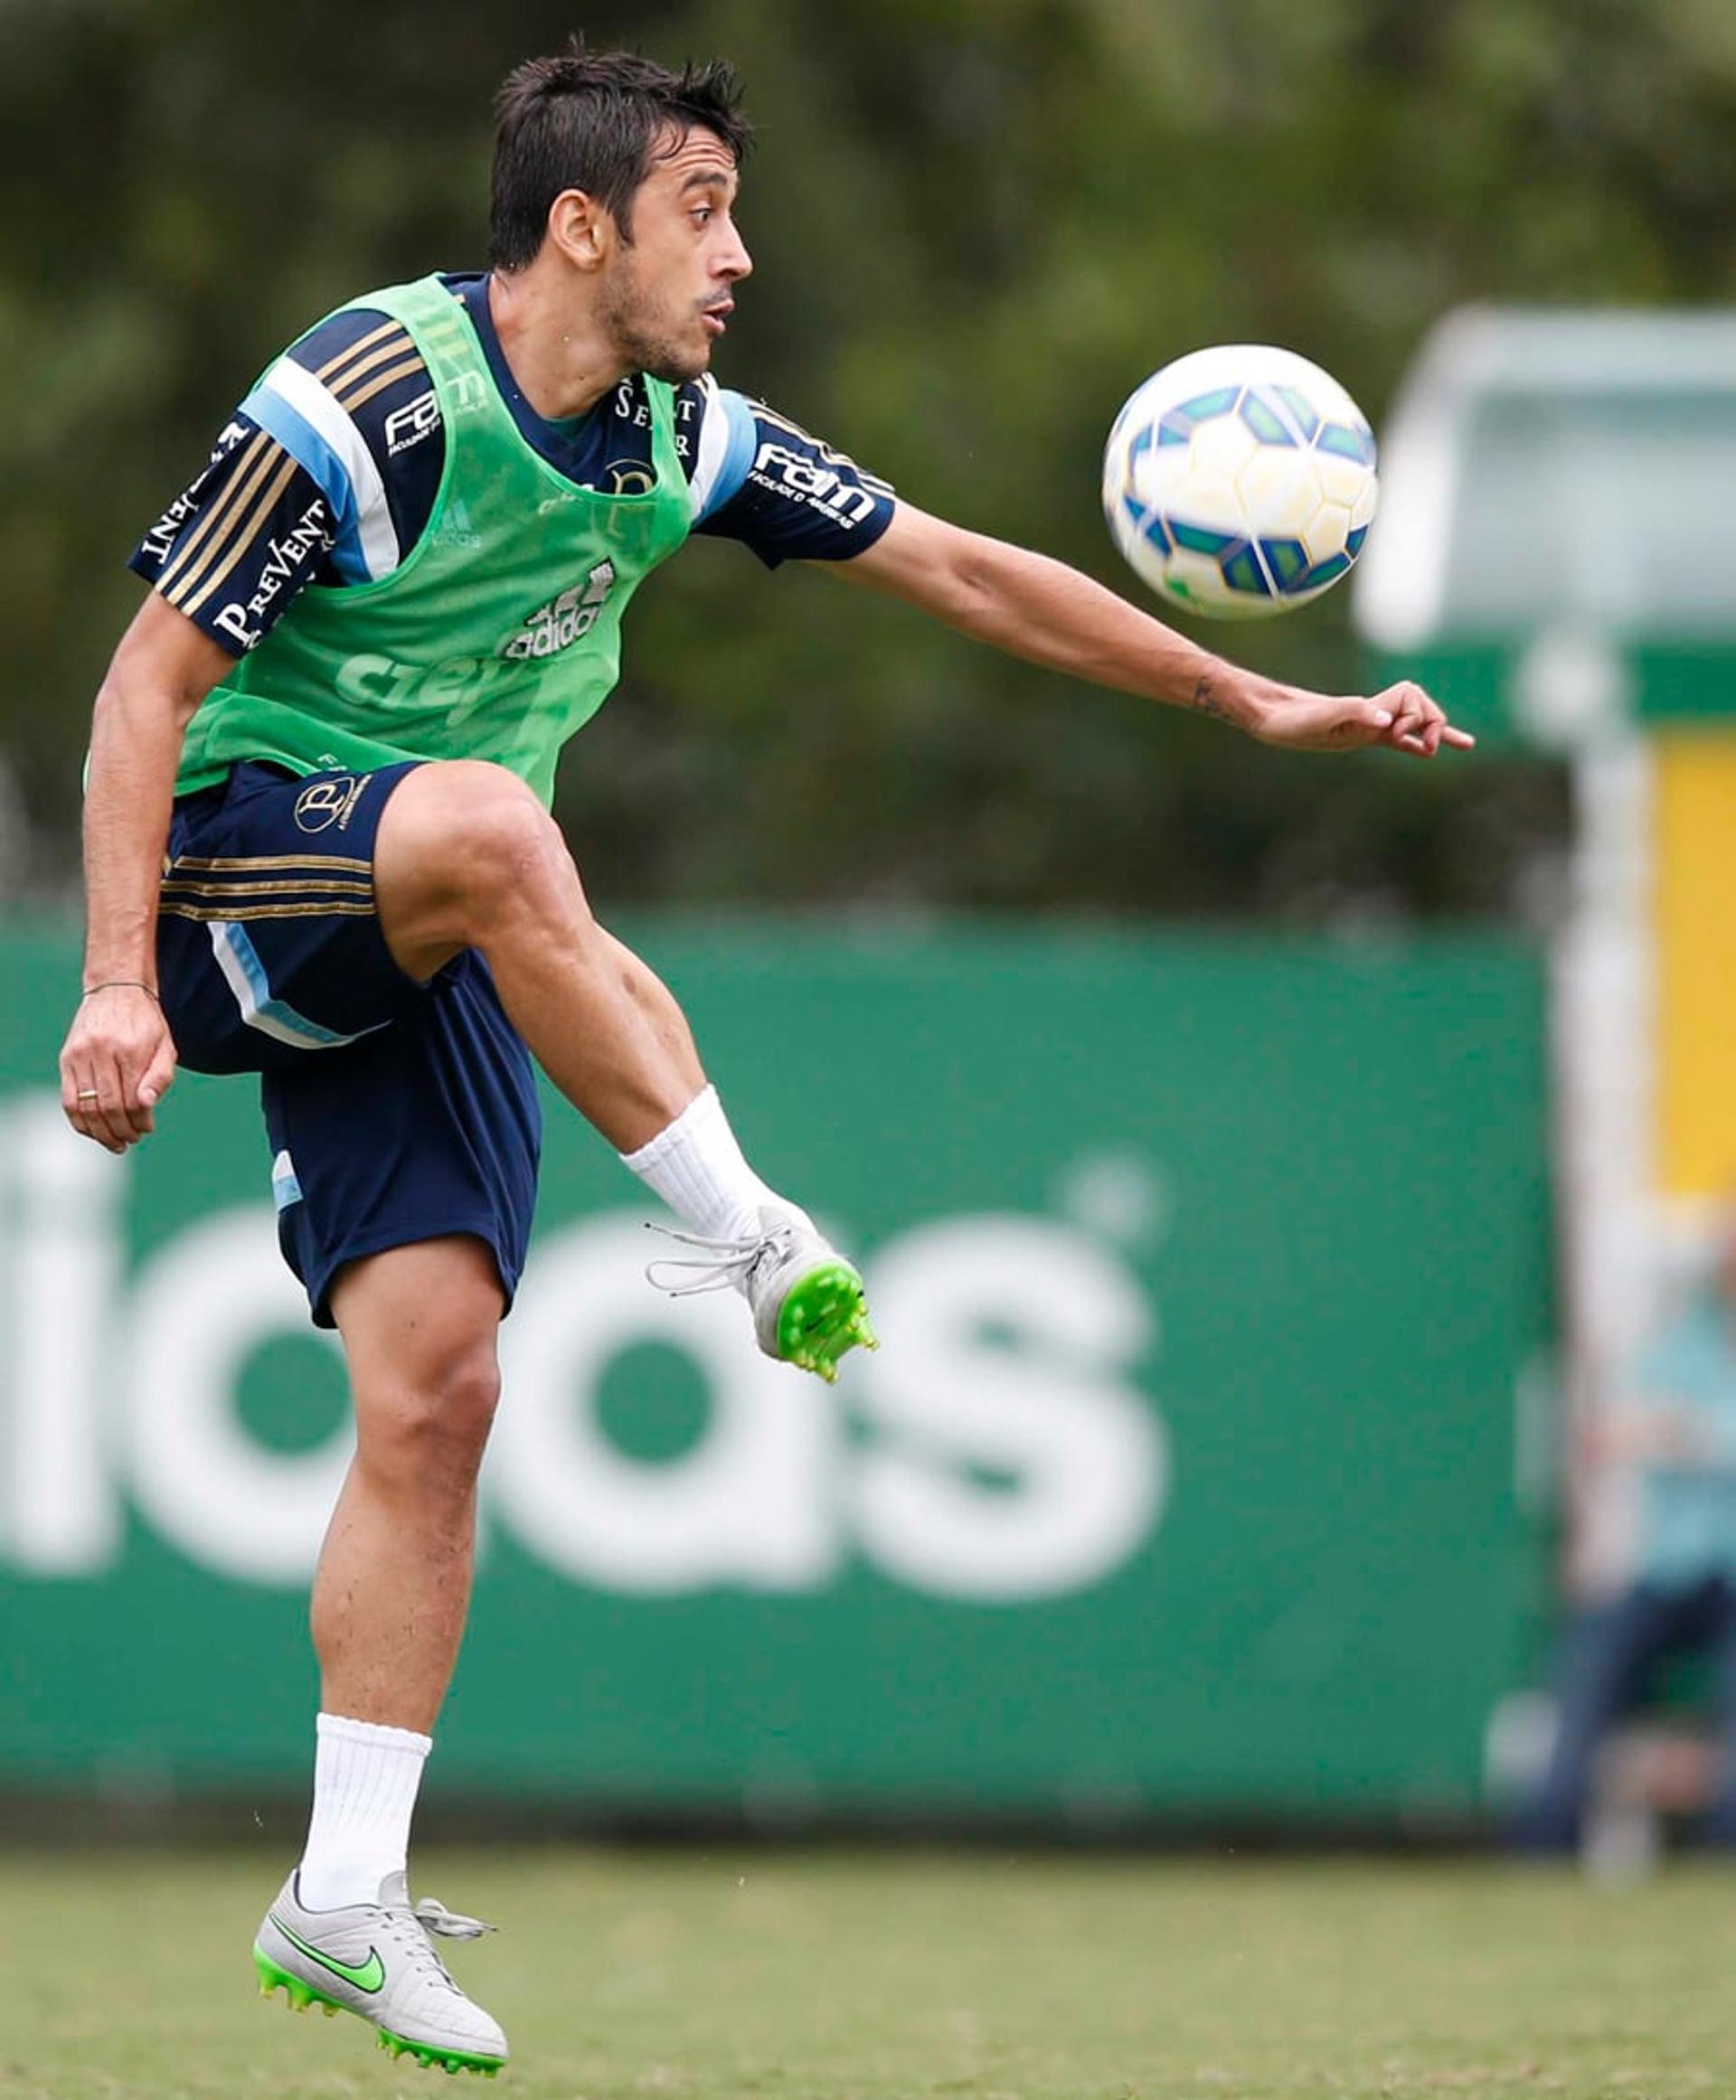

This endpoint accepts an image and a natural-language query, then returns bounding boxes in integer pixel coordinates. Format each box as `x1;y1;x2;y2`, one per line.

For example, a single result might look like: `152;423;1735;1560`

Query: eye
691;204;714;227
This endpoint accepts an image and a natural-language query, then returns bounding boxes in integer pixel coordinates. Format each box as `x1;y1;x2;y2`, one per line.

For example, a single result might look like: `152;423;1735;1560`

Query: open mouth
702;303;732;337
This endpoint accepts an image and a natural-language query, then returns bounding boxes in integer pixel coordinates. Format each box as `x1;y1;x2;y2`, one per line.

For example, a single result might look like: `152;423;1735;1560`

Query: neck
486;265;624;420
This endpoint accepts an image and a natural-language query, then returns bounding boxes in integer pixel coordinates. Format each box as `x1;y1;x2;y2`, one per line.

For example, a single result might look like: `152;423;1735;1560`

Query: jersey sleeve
128;413;339;655
690;388;896;568
127;307;446;656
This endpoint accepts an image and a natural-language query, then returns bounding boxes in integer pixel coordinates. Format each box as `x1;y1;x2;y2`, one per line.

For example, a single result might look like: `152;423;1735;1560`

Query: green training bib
175;274;694;806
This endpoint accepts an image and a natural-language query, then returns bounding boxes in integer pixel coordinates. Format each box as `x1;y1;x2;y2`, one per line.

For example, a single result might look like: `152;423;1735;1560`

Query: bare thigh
372;759;581;984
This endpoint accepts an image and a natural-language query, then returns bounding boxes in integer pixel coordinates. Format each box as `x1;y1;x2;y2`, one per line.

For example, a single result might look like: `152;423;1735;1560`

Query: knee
358;1348;502;1493
397;761;578;939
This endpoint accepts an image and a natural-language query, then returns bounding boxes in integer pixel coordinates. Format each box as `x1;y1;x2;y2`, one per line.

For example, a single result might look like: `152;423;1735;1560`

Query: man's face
599;126;751;384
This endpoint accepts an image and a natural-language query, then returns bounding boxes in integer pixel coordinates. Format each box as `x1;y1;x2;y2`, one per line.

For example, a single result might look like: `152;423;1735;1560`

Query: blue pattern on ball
1169;519;1241;558
1260;538;1311;589
1221;543;1271;597
1316;422;1376;466
1275;386;1321;441
1239;391;1297;447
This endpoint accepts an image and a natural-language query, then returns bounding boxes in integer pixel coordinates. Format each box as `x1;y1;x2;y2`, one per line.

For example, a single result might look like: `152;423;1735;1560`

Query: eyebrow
678;168;735;196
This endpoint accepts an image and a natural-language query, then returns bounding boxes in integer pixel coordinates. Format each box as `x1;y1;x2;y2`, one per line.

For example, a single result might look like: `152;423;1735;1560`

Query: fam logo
750;435;884;529
383;389;440;457
499;560;617;661
293;776;368;833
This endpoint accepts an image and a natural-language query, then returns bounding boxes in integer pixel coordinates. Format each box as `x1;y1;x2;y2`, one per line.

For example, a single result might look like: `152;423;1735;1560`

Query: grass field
3;1847;1732;2099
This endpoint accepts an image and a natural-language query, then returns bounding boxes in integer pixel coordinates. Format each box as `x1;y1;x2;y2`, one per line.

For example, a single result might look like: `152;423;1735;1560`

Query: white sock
621;1085;802;1242
297;1712;431;1912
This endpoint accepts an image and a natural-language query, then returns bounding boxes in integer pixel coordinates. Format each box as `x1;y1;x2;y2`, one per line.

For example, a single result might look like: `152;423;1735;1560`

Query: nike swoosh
269;1913;385;1993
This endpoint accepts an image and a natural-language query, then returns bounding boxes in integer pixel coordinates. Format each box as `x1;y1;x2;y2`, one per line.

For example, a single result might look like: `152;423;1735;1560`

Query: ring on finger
76;1088;100;1101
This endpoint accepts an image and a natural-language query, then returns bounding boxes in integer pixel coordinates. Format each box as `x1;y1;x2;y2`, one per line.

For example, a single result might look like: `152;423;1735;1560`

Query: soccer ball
1101;344;1378;620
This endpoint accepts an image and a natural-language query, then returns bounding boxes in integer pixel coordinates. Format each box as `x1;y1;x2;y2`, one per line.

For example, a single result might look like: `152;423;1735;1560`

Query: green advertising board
0;926;1550;1821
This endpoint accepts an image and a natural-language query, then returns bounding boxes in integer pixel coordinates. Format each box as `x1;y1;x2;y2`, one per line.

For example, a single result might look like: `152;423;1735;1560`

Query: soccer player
59;42;1469;2079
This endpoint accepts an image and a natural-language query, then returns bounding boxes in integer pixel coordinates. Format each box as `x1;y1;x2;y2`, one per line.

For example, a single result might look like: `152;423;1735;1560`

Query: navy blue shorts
157;760;541;1327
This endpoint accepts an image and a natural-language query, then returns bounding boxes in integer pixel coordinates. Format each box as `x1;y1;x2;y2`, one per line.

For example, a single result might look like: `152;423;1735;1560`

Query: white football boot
647;1203;878;1382
253;1869;508;2077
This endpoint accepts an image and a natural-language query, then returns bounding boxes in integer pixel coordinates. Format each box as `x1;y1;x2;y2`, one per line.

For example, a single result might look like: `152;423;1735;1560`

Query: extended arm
60;593;232;1152
829;503;1471;758
1590;1393;1736;1475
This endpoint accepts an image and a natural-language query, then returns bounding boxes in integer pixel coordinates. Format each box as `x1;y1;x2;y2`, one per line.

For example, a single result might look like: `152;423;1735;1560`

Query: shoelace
377;1898;496;1999
412;1897;495;1943
644;1220;791;1297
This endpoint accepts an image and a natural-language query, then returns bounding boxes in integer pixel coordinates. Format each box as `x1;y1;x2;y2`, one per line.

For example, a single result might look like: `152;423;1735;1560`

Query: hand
1251;680;1477;758
59;984;178;1154
1585;1407;1703;1469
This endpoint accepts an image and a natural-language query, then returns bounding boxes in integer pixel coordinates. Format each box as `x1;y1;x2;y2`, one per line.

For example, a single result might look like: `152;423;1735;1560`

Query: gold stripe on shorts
171;852;374;874
159;899;376;922
161;876;374;900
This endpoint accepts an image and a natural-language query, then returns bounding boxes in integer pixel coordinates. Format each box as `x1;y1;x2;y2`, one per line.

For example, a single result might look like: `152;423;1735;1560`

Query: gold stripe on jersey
155;429;276;602
334;353;428;419
166;334;422;613
161;875;374;900
159;899;376;923
160;439;292;611
314;316;403;386
326;331;421;406
177;455;303;617
171;851;374;875
153;318;425;622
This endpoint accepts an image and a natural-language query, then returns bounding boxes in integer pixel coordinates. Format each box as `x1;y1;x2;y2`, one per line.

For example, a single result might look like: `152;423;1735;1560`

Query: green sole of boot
253;1947;505;2078
776;1257;879;1382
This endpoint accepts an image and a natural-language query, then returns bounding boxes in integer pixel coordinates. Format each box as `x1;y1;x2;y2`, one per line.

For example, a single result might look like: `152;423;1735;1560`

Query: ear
545;189;615;273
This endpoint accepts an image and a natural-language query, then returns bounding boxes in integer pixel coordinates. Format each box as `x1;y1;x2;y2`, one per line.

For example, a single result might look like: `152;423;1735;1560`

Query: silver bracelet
80;980;160;1003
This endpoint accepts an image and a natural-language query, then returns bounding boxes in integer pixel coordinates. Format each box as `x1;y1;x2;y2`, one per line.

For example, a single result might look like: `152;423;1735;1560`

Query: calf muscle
317;1237;505;1732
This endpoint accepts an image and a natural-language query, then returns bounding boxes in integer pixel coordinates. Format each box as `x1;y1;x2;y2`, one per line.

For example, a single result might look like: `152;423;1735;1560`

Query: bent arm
82;592;232;984
827;503;1470;758
61;593;232;1150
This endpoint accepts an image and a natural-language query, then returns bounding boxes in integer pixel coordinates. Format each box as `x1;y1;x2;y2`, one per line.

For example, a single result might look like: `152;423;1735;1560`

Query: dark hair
489;41;752;269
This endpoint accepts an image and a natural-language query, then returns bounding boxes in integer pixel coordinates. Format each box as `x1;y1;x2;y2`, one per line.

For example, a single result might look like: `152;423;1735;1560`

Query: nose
721;227;752;283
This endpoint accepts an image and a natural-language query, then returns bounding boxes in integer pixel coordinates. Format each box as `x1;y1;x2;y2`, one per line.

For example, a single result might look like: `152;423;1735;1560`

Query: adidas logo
500;560;617;661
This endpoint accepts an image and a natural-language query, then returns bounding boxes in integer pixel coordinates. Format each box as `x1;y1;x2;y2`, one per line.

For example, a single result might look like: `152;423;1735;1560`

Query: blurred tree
4;0;1730;917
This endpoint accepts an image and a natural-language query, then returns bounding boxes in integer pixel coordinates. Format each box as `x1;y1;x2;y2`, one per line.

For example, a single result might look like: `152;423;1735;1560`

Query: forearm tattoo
1194;674;1231;722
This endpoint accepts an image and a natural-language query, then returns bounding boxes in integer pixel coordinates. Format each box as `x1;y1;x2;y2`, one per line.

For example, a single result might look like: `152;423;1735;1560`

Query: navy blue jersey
132;273;898;657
